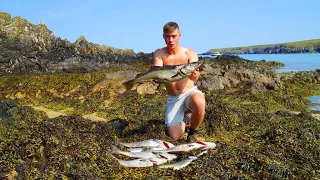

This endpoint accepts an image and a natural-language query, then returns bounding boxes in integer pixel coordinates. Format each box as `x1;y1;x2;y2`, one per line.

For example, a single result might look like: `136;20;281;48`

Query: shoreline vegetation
1;12;320;179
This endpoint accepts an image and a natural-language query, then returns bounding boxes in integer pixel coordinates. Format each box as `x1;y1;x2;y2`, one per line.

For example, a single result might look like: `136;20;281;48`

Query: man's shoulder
154;47;166;54
183;47;197;55
183;48;198;61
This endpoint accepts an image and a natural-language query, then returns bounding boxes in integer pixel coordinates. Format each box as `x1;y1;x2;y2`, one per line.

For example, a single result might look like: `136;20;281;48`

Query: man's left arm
187;49;200;82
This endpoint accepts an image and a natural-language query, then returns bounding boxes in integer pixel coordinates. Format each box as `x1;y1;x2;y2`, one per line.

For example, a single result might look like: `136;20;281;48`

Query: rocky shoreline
1;12;320;179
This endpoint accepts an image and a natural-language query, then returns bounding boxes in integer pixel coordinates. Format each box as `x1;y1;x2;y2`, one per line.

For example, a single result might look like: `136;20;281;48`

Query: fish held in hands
123;62;201;91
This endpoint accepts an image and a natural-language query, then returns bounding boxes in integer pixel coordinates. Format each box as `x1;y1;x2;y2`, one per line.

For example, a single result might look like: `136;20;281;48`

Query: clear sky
1;0;320;53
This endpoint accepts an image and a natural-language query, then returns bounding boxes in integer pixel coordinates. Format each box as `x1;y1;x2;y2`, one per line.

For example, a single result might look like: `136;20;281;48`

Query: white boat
211;52;222;56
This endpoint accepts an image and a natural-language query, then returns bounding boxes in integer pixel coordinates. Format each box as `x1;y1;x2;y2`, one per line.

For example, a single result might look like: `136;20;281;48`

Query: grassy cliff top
208;38;320;54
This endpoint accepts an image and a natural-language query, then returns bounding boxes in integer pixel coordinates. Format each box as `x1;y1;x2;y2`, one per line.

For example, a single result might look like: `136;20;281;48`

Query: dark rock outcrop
0;12;152;75
196;55;284;91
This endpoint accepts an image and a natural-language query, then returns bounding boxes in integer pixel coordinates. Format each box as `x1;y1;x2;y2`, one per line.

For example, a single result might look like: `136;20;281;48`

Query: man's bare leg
187;93;206;142
168;123;186;141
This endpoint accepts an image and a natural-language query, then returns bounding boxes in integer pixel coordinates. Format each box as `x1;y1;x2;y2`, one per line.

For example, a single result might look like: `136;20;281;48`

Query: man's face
163;29;181;49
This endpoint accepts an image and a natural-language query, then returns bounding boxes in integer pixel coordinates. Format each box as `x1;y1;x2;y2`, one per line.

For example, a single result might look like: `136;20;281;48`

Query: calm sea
237;53;320;73
236;53;320;111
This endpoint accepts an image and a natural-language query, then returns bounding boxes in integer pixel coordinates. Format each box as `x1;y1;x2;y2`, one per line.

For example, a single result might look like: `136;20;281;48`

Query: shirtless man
152;22;206;142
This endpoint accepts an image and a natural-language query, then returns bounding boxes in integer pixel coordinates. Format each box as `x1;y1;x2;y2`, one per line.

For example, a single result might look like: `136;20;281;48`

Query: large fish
123;62;201;91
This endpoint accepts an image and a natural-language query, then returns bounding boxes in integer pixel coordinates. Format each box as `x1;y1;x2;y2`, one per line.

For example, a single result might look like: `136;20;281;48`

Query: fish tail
106;149;120;163
111;145;120;154
112;141;120;146
123;79;135;91
109;153;118;161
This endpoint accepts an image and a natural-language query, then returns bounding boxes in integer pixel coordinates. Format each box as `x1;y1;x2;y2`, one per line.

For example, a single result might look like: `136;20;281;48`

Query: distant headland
207;39;320;55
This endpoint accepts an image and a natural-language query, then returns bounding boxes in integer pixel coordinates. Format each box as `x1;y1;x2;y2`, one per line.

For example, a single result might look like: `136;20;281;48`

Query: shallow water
308;96;320;111
237;53;320;111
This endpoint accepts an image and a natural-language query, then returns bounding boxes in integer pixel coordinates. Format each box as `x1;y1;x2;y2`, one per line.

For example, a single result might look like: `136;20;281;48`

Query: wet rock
275;110;293;117
201;76;224;91
136;82;159;95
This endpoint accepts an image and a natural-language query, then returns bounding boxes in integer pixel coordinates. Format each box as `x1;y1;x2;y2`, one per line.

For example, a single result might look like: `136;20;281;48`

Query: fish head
180;62;201;74
188;156;198;160
200;142;217;149
174;64;186;70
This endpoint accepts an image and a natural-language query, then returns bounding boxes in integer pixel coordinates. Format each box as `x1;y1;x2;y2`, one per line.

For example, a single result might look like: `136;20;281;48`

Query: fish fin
123;79;135;91
106;150;121;164
170;73;179;79
149;80;157;86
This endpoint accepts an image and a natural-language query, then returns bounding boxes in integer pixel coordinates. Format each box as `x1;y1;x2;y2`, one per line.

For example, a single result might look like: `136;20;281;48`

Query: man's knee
166;124;184;140
169;133;182;141
190;93;206;113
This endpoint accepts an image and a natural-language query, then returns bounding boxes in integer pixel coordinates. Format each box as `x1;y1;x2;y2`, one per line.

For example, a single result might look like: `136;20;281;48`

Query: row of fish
110;139;216;170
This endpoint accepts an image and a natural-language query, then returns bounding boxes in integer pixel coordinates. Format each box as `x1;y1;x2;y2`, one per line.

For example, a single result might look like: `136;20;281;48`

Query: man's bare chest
162;54;189;66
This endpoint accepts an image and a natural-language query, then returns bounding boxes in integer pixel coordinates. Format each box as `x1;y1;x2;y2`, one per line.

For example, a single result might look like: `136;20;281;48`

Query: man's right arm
150;48;163;71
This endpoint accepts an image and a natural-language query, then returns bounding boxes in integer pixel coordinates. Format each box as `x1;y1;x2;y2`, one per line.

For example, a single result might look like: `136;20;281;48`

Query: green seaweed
0;62;320;179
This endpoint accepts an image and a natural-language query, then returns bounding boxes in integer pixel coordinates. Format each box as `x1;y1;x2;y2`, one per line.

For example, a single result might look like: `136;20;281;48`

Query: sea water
309;96;320;111
237;53;320;111
237;53;320;73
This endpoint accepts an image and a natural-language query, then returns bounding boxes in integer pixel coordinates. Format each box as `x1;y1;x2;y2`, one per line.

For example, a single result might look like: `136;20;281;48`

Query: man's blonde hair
163;22;180;33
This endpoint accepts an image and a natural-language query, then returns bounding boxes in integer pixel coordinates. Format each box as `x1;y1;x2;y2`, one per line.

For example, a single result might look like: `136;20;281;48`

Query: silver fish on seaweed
157;150;208;170
111;145;157;159
114;157;154;167
111;153;178;167
118;139;175;149
152;142;216;153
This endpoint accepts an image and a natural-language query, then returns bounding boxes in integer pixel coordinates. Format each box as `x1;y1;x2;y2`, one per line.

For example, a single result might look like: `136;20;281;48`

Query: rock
201;76;224;91
136;83;159;95
0;12;153;75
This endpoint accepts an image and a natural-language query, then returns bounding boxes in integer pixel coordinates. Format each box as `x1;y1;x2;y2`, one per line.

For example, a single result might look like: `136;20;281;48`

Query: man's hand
189;68;200;82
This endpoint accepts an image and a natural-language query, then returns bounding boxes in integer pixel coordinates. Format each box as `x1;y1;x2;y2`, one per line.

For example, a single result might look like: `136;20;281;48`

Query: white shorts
165;86;203;126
